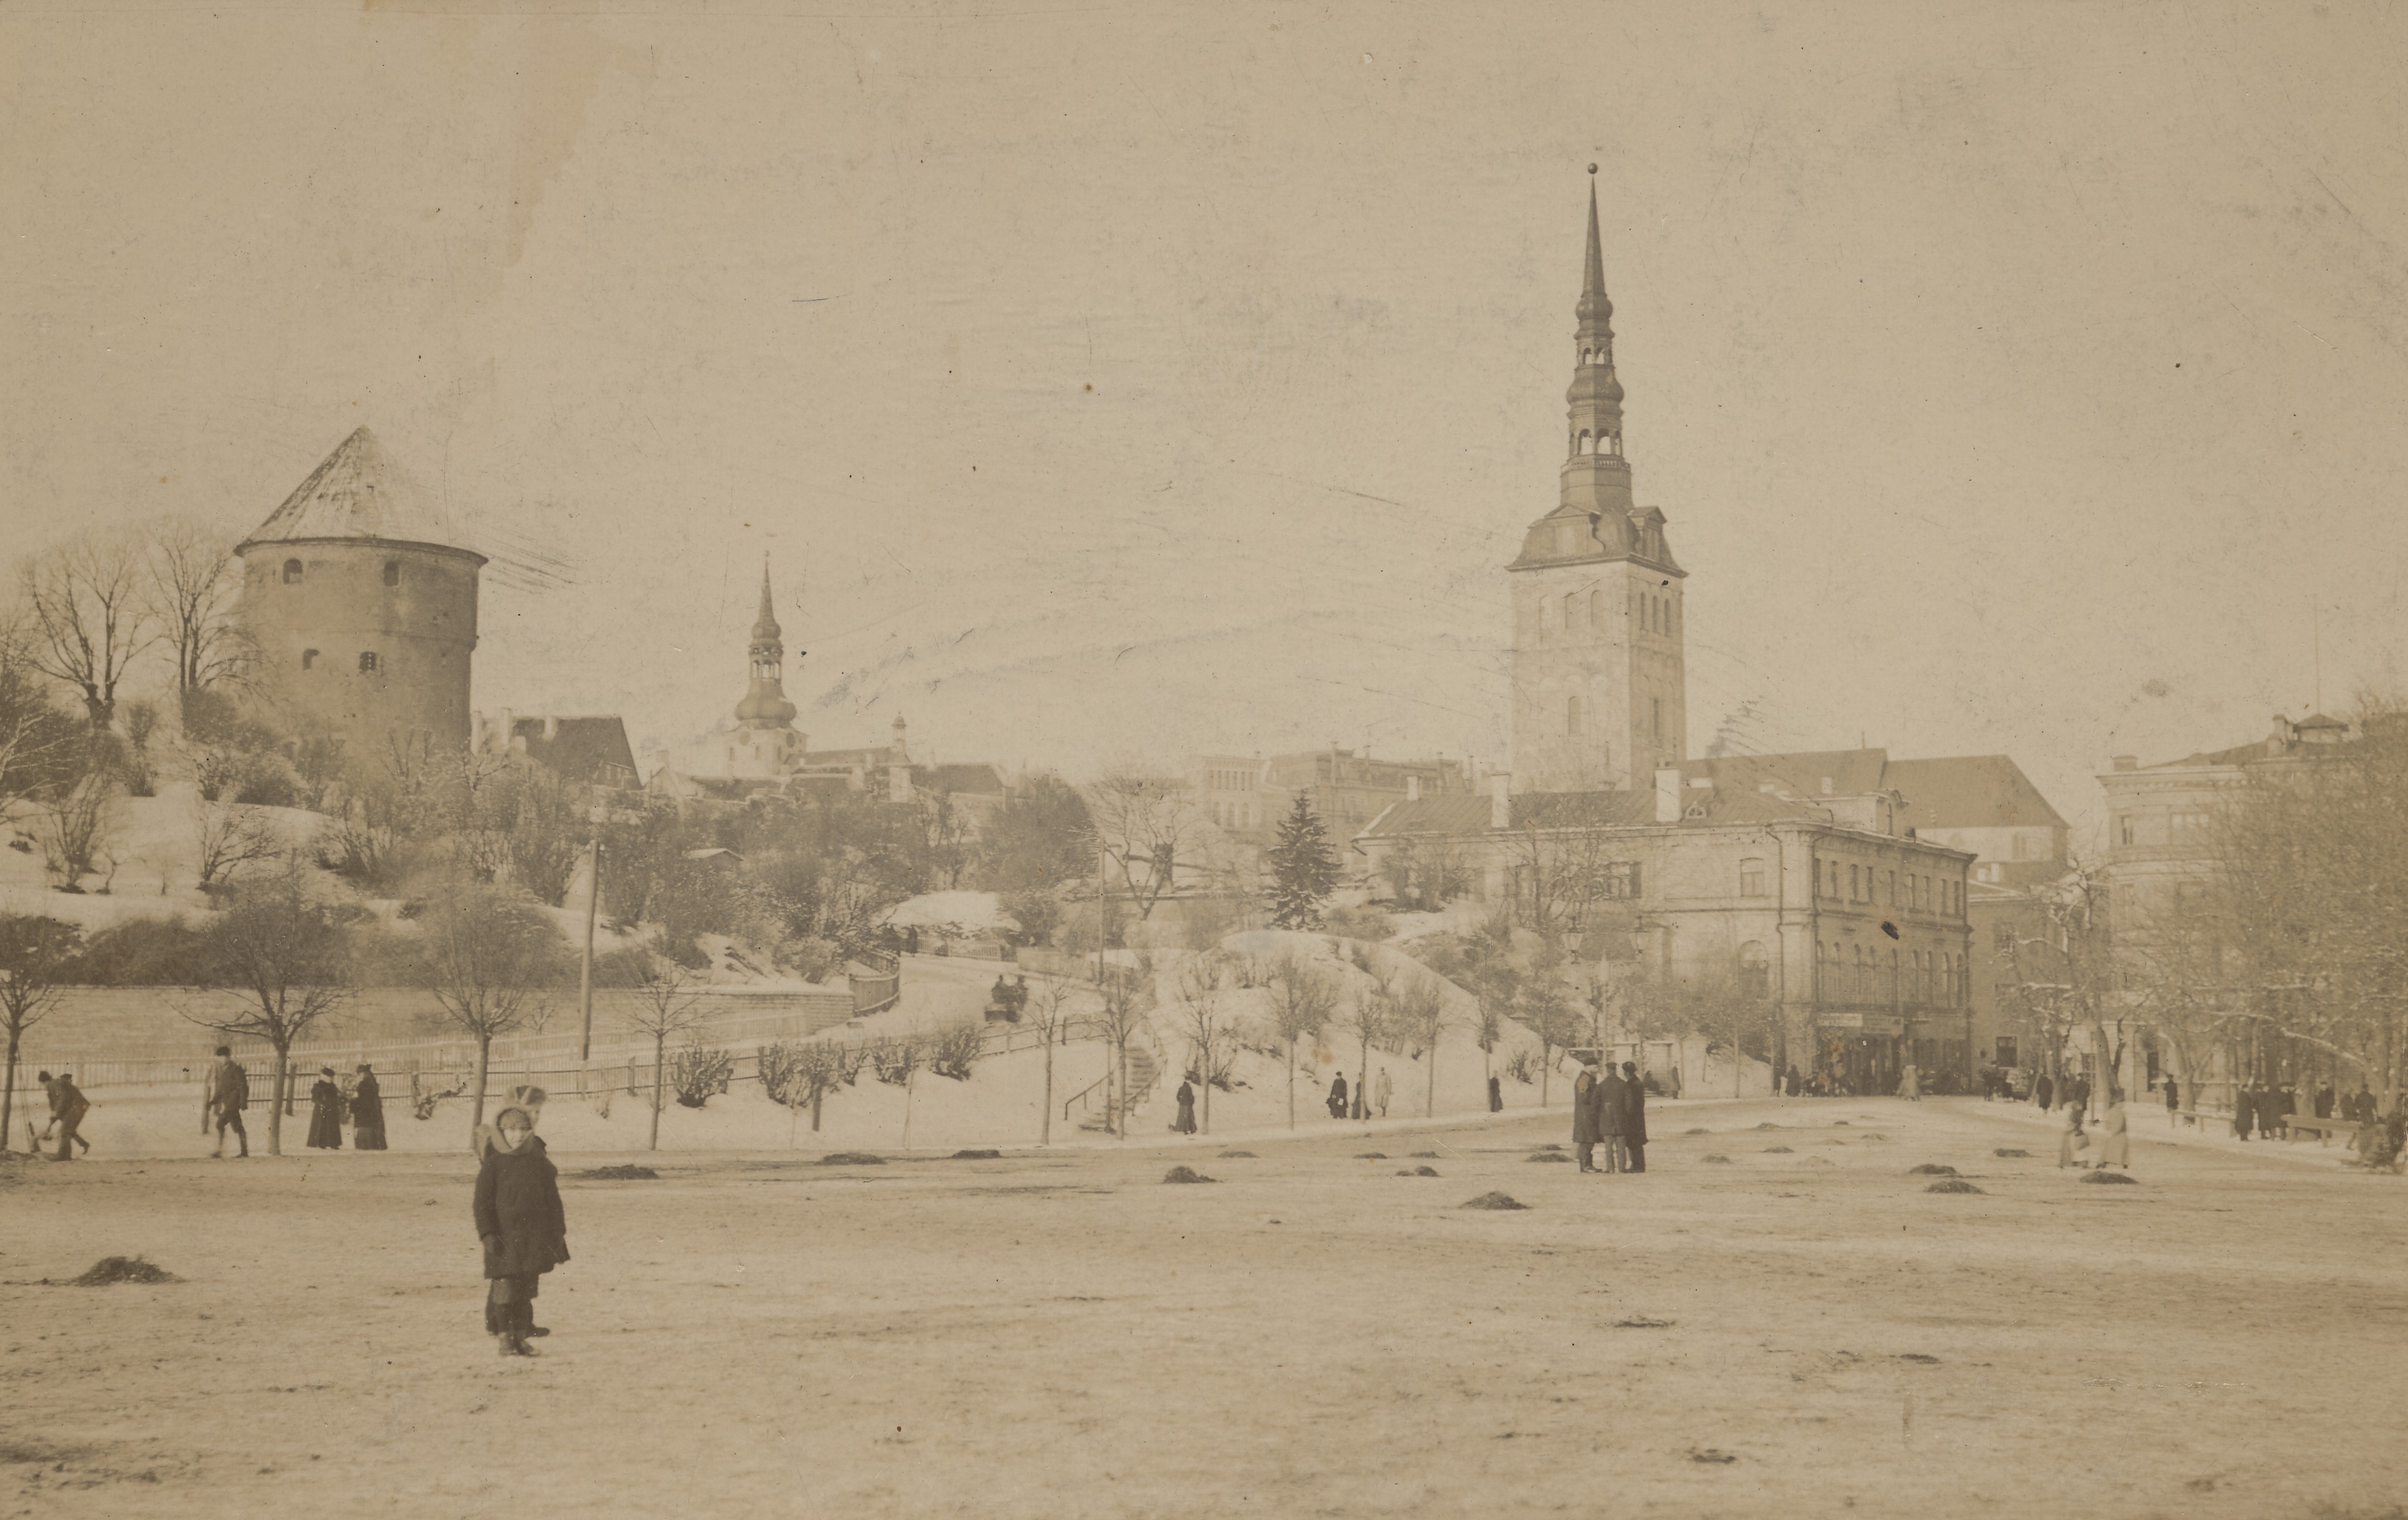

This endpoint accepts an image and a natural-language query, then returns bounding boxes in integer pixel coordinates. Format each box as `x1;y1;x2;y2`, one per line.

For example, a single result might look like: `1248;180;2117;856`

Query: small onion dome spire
735;554;798;727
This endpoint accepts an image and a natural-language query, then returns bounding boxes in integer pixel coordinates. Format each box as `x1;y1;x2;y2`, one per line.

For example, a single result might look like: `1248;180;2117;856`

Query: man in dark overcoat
1570;1064;1602;1171
1597;1061;1628;1174
1618;1061;1649;1172
2034;1071;2055;1111
473;1105;568;1357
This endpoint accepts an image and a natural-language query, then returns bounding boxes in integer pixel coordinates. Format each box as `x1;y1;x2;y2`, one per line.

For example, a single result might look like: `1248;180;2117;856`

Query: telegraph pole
577;838;602;1064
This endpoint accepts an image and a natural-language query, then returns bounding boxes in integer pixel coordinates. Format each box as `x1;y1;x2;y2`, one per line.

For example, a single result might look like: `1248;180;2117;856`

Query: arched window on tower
1589;589;1604;628
1577;430;1592;456
300;649;317;671
358;651;380;674
282;559;303;584
1565;592;1582;633
383;560;401;586
1565;695;1583;737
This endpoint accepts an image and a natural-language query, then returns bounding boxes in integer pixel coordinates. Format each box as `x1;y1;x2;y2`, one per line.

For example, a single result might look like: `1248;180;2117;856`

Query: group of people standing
305;1064;388;1151
1322;1067;1396;1121
1570;1060;1648;1174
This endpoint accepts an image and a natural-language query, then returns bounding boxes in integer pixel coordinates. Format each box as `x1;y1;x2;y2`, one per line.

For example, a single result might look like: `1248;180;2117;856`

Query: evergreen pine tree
1268;792;1340;930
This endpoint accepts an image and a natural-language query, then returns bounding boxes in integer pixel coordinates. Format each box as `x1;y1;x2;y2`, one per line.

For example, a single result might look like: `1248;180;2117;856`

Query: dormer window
282;559;303;584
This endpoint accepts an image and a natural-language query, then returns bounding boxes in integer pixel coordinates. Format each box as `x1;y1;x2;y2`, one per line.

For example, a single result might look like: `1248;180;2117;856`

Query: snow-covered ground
4;1096;2403;1519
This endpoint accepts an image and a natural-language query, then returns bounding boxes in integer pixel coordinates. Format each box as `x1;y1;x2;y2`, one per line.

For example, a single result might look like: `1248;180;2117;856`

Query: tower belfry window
282;559;303;584
383;560;401;586
358;651;380;674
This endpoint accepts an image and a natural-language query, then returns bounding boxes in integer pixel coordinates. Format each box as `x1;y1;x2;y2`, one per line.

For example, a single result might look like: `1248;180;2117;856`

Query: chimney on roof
543;715;559;743
2112;755;2137;772
1406;776;1420;802
1490;773;1510;831
1655;766;1682;824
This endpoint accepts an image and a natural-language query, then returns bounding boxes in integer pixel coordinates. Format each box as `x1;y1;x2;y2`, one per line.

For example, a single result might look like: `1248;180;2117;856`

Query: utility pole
577;838;602;1064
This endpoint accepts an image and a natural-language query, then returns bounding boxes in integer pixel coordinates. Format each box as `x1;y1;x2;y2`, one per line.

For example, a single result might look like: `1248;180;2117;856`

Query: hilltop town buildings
1346;176;2092;1094
646;561;1010;819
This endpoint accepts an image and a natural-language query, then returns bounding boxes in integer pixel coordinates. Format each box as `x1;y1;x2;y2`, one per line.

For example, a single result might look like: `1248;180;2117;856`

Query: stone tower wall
236;540;481;754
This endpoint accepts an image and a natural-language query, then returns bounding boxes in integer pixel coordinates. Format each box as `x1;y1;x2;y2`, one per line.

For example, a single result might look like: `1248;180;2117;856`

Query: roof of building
923;762;1007;796
1360;748;2065;842
239;427;480;559
1882;755;2070;831
511;716;638;789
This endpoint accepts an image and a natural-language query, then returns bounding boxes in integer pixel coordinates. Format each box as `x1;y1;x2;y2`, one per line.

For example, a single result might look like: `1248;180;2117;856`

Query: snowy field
4;1096;2404;1520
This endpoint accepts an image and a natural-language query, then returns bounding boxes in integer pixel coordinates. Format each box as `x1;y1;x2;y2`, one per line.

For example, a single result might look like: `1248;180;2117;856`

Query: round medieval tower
235;426;485;758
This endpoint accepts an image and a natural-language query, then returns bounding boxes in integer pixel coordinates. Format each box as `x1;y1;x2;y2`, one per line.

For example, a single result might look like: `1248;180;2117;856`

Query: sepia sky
6;1;2406;839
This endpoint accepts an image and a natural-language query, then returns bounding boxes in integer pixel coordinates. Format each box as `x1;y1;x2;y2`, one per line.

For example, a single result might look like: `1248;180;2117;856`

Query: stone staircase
1077;1039;1162;1134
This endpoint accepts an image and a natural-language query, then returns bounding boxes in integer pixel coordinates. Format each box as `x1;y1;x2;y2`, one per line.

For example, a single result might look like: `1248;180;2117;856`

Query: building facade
1356;766;1974;1094
235;427;484;756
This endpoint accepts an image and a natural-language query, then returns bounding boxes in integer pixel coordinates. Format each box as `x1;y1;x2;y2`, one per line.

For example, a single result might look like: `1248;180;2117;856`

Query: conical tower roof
238;427;481;561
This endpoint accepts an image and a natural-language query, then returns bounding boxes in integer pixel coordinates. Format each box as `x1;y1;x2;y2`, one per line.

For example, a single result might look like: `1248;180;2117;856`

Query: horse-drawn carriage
983;975;1030;1024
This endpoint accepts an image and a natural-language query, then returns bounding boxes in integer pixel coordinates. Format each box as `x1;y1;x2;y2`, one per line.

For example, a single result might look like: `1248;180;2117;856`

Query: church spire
1567;164;1626;466
736;553;798;729
751;556;780;643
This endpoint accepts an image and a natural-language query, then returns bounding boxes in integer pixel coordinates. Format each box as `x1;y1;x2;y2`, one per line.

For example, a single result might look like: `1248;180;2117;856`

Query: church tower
1506;170;1687;794
722;557;806;779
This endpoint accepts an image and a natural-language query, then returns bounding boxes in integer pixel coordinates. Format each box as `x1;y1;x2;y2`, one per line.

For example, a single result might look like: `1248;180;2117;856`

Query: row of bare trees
11;518;249;731
2127;696;2408;1112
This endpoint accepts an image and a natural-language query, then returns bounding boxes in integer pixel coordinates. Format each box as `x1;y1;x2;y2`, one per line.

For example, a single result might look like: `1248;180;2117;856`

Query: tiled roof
1358;796;1495;839
923;762;1007;795
1683;749;1890;800
239;427;478;556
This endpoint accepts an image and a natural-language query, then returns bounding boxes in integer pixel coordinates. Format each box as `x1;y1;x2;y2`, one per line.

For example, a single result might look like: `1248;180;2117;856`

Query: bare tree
31;766;121;893
182;858;353;1155
194;796;284;896
1263;951;1339;1129
616;954;708;1150
1502;800;1647;934
2002;860;2117;1116
18;531;154;729
1335;955;1395;1121
0;634;85;815
1025;975;1087;1145
1394;969;1450;1118
1088;956;1153;1136
1171;955;1230;1135
1513;974;1582;1107
140;515;249;693
416;884;571;1136
0;914;82;1151
1085;771;1208;921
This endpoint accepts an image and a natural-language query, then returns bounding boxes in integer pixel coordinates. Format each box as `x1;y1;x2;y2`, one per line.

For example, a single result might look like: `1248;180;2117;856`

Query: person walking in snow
1327;1074;1348;1120
1173;1079;1198;1134
203;1046;249;1159
1374;1067;1393;1119
2095;1089;2131;1170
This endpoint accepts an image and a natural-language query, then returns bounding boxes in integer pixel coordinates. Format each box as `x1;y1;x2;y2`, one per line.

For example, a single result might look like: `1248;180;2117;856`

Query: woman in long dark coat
305;1067;344;1149
473;1105;568;1356
1327;1074;1348;1119
351;1064;388;1151
1173;1081;1198;1134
